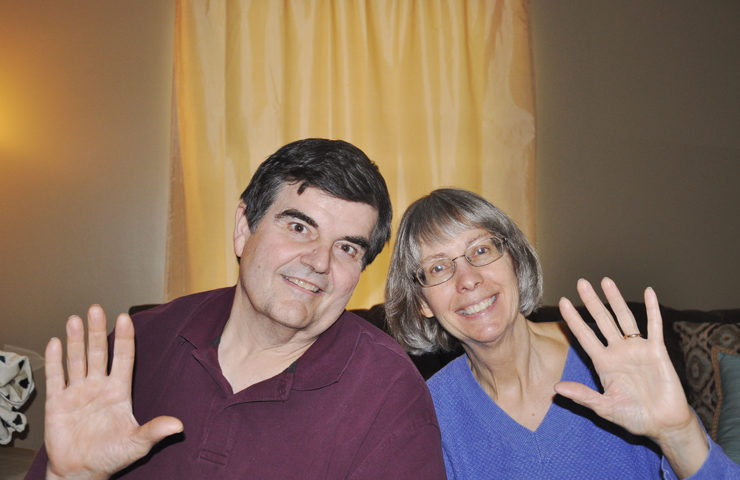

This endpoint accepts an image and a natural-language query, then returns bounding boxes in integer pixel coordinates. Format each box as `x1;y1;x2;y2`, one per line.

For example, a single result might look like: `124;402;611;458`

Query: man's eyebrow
276;208;370;250
343;235;370;251
275;209;317;228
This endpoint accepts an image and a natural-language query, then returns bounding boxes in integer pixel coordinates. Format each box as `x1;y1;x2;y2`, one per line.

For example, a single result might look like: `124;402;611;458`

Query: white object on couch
0;349;36;445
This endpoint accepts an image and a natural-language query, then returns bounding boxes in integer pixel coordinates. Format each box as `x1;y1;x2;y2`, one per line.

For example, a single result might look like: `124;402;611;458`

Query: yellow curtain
167;0;535;309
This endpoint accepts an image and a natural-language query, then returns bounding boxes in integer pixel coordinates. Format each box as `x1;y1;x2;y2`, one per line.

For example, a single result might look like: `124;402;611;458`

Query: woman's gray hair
385;188;543;355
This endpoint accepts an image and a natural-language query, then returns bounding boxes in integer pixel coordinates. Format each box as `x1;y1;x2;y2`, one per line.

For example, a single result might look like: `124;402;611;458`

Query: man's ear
419;297;435;319
234;202;250;257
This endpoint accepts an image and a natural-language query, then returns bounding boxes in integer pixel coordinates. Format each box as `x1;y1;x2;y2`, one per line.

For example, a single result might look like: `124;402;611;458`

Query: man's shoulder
339;310;413;361
130;287;235;337
334;311;427;384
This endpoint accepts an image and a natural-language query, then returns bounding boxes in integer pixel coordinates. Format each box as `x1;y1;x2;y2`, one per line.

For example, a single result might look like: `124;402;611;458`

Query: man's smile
283;275;323;294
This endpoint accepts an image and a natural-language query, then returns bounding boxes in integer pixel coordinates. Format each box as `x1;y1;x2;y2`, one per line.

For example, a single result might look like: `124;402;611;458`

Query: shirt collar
177;286;359;392
290;311;360;390
178;286;236;350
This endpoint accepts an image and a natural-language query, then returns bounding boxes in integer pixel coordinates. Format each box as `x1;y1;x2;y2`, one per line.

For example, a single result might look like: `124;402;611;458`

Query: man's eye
289;222;307;233
338;243;359;258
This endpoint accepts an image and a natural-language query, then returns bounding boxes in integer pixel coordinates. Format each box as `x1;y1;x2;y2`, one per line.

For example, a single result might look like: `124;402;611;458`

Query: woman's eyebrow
275;208;317;228
420;253;449;263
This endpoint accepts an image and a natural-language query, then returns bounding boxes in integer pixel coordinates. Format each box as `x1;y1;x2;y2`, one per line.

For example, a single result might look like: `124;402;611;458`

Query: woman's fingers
644;286;664;345
558;296;603;355
554;381;606;415
576;278;623;343
600;277;641;338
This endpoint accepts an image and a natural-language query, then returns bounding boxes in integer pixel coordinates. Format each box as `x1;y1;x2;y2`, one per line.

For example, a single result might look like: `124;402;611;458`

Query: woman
386;188;738;479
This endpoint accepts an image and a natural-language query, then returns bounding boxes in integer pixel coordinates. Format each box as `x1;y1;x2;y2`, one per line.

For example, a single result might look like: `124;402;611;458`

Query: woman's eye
430;263;448;274
473;246;490;256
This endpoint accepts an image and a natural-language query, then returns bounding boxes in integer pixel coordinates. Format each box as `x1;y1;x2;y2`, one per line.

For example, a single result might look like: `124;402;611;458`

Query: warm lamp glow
0;70;38;162
0;87;14;154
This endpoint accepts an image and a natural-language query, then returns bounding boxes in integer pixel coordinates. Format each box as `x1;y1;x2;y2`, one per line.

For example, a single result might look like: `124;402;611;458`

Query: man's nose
301;242;331;274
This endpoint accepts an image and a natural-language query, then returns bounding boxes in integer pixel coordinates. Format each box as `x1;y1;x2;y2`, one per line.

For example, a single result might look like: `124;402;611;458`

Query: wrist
655;414;710;478
46;466;109;480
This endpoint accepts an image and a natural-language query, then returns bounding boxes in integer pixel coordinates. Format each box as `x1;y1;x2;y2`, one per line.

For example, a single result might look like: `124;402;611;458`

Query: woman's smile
457;294;498;316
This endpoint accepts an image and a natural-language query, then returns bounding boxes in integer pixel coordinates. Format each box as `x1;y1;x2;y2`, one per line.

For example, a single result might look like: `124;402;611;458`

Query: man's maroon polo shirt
27;287;445;479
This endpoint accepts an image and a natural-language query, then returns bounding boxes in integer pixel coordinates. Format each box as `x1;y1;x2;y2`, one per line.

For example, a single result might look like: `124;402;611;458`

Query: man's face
232;183;378;340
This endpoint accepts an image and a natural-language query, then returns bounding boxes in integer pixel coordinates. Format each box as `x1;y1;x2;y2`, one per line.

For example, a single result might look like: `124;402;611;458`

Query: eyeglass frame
414;236;507;287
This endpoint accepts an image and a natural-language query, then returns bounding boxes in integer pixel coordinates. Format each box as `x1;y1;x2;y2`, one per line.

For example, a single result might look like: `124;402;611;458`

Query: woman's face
418;228;522;347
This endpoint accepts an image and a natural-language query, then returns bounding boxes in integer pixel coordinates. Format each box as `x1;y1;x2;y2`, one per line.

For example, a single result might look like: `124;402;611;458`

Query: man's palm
44;307;182;480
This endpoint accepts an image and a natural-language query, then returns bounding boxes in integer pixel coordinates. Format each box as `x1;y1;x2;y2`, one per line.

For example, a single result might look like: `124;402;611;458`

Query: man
27;139;446;479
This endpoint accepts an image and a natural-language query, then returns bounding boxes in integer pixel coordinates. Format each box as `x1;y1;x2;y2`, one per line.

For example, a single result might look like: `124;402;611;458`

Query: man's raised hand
44;306;183;480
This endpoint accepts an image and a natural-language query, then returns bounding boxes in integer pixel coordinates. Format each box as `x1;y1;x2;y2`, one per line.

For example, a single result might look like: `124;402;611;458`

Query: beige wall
0;0;175;449
531;0;740;310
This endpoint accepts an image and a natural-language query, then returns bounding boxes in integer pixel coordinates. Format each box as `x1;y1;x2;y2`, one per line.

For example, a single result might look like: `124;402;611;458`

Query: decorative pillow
673;321;740;430
712;347;740;464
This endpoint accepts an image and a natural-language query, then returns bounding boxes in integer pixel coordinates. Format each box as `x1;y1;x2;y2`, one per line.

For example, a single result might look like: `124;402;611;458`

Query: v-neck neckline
456;346;592;459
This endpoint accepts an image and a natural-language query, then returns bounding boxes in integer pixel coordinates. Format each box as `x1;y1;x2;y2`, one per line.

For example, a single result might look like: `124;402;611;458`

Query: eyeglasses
415;236;506;287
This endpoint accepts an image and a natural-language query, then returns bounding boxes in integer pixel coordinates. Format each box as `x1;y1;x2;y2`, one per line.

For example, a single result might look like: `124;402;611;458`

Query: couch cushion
674;320;740;430
712;347;740;463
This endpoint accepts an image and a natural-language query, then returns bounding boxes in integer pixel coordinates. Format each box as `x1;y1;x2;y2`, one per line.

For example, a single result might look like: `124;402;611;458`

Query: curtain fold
167;0;535;309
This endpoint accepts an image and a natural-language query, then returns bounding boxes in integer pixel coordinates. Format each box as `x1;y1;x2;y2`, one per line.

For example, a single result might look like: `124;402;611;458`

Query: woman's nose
454;258;482;292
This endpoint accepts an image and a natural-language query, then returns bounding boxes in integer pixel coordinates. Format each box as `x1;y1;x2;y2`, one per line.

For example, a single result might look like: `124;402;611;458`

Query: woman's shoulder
427;354;468;389
529;319;569;342
529;319;571;364
426;354;482;411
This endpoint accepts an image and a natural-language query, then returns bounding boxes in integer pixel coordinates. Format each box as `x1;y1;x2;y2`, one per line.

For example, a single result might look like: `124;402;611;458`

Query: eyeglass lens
417;237;504;287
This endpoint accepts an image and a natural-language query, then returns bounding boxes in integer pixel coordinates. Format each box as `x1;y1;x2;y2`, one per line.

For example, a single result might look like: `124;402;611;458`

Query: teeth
459;295;496;315
285;276;321;293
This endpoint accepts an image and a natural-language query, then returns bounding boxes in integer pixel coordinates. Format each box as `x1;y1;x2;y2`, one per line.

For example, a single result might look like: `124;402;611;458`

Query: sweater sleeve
660;435;740;480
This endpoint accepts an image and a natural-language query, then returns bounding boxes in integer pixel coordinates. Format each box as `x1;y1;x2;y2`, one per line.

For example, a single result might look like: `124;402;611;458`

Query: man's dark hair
240;138;392;267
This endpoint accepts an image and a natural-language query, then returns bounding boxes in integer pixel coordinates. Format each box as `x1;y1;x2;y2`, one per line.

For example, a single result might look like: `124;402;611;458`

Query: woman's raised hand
555;278;708;478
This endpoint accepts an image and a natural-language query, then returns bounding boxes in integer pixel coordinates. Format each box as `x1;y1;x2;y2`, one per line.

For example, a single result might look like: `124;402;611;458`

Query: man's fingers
110;313;136;386
45;337;66;395
65;316;86;385
86;305;109;377
134;416;184;453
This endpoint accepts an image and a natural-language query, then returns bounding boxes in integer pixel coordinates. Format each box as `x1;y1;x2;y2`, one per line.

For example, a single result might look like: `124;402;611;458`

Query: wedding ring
623;333;642;339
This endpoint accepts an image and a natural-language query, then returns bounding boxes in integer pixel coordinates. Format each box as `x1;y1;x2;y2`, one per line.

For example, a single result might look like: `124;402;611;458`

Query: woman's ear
419;298;435;319
233;202;250;257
